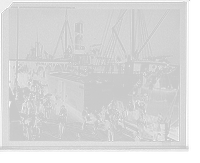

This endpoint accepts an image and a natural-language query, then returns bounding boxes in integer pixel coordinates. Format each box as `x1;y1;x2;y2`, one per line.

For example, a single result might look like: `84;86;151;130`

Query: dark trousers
59;123;65;138
108;130;115;141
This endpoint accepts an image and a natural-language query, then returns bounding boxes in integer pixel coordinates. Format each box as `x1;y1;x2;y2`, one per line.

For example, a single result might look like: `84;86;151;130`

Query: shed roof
50;73;110;84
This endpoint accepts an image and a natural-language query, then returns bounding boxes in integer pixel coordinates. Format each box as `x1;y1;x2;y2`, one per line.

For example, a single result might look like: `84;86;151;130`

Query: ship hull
91;73;179;127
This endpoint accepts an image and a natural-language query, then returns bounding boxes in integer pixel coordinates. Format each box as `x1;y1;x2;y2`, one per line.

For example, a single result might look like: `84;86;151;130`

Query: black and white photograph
1;1;187;150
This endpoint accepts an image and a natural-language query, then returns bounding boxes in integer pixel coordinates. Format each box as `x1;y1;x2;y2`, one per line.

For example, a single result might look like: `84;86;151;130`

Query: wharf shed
48;73;113;116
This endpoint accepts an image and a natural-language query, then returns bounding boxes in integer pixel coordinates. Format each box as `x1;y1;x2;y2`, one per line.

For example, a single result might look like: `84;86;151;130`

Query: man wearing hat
153;113;163;141
82;106;89;130
59;105;67;122
27;96;35;115
57;112;66;139
24;110;35;141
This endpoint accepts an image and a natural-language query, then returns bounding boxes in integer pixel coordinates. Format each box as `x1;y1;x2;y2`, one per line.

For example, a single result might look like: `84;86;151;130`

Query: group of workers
142;64;177;90
82;101;120;141
21;76;164;141
79;94;148;141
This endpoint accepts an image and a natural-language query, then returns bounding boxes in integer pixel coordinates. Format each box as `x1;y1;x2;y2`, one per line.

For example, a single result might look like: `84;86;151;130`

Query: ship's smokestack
75;22;85;51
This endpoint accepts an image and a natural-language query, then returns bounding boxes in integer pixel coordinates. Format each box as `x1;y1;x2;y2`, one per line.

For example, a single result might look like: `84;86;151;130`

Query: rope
100;10;114;56
143;12;153;58
67;22;74;51
60;36;64;54
110;19;122;63
104;10;127;63
96;10;114;65
137;9;170;57
53;23;65;57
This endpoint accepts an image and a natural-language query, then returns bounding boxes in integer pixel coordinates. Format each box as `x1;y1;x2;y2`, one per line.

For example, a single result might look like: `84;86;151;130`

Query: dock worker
82;106;89;130
142;93;149;112
153;113;163;141
127;100;134;121
59;105;67;122
35;113;43;139
104;106;109;131
114;109;119;131
21;95;28;113
57;113;66;139
90;110;99;136
121;108;127;129
27;95;35;115
45;101;52;121
33;96;41;114
108;114;115;141
24;110;35;141
137;114;147;139
143;68;148;84
135;100;146;119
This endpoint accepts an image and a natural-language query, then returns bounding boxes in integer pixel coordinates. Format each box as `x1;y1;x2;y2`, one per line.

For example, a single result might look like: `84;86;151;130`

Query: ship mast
131;9;136;59
15;7;19;85
65;10;68;54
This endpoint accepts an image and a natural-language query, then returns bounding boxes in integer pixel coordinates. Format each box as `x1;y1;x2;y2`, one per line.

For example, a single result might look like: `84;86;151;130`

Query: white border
2;2;186;149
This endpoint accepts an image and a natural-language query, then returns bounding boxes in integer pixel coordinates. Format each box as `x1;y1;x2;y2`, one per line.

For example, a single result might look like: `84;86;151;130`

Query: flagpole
15;7;19;98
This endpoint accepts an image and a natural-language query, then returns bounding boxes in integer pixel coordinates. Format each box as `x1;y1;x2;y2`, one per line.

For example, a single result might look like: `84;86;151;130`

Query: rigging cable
141;12;149;58
60;34;65;54
99;10;114;65
100;10;114;55
105;10;126;64
53;23;65;58
137;10;142;59
130;9;135;59
140;11;146;58
67;21;74;51
142;10;152;57
138;9;169;55
106;10;122;62
108;10;127;63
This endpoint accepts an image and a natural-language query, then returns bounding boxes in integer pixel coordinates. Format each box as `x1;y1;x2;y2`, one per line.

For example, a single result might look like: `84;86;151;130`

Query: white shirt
105;110;109;120
121;110;127;119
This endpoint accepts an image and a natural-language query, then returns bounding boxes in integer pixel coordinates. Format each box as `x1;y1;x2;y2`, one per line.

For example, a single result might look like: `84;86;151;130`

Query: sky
8;7;180;64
